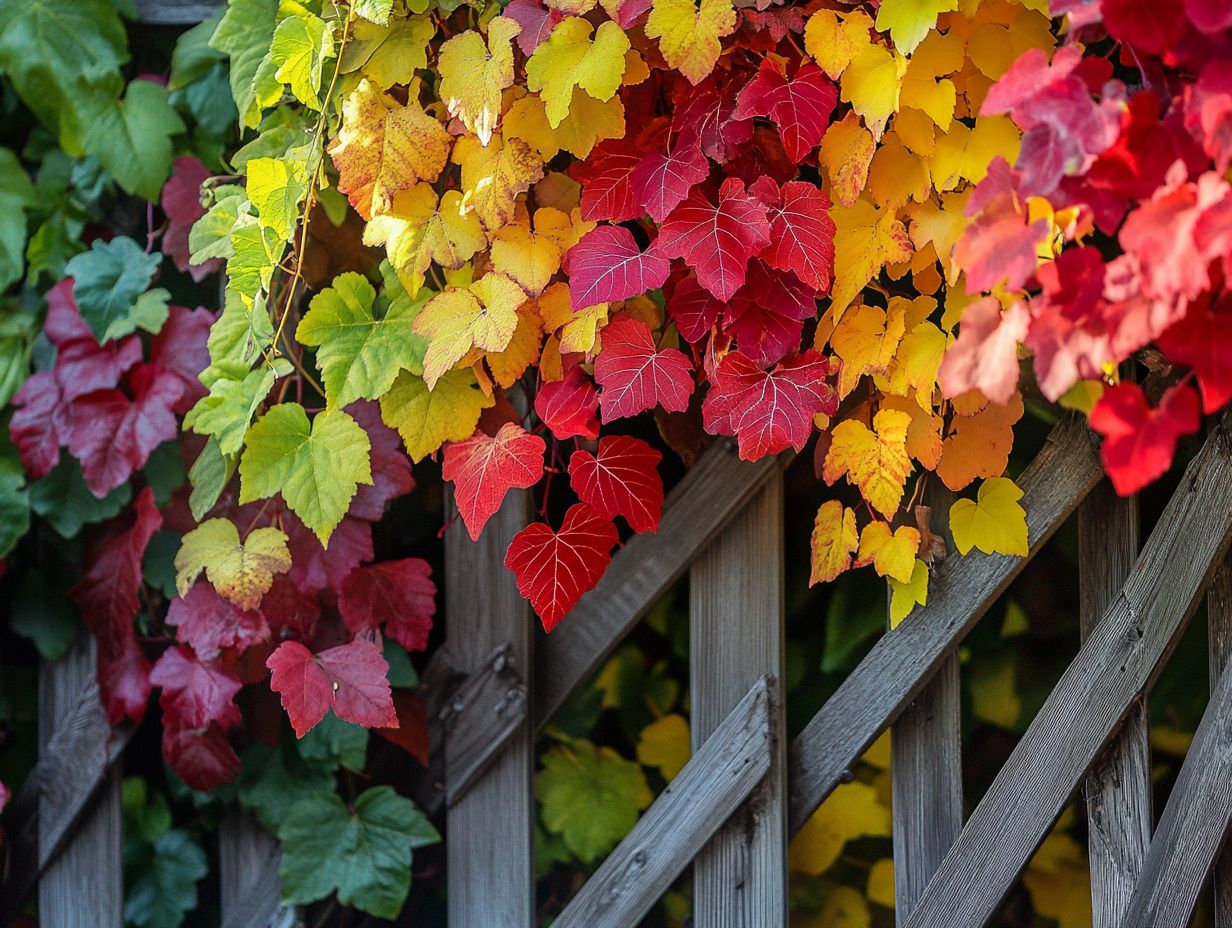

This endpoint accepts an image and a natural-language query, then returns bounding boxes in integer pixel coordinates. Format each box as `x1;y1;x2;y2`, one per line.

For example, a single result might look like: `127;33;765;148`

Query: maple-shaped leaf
734;58;836;162
349;400;415;521
809;500;858;585
413;272;527;389
239;405;373;546
381;368;495;463
504;503;619;631
328;78;452;221
166;583;271;661
534;367;600;440
938;298;1028;405
437;17;521;146
161;156;221;281
174;517;292;610
949;476;1028;557
671;72;754;164
703;349;839;460
339;559;437;652
442;423;546;540
875;0;957;56
646;0;736;85
573;139;643;223
855;521;921;583
936;394;1023;492
667;272;723;343
1158;296;1232;414
67;364;184;498
163;722;241;792
260;575;322;637
453;132;546;231
150;305;215;414
954;209;1049;295
823;409;914;519
655;177;770;301
364;187;487;294
567;226;672;311
829;198;912;316
1089;382;1201;496
722;263;816;367
525;18;630;128
750;177;836;294
504;0;564;54
830;300;908;398
98;631;153;726
569;435;664;533
284;512;374;595
593;318;695;421
151;646;242;732
630;142;709;223
267;639;397;737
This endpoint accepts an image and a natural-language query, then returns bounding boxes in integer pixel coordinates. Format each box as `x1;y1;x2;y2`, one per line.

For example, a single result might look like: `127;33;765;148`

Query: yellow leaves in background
380;367;494;462
796;887;872;928
949;476;1028;556
414;272;527;388
636;713;690;780
646;0;736;85
889;557;929;627
930;116;1019;191
1022;832;1093;928
526;19;630;128
876;0;959;56
824;409;913;520
790;781;891;876
841;43;907;139
810;500;859;586
856;522;921;584
437;16;520;145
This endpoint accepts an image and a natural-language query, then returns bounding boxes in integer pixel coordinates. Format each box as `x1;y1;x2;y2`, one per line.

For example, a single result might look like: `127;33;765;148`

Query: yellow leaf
818;112;875;208
804;9;875;81
885;318;947;409
966;11;1055;82
888;557;928;627
875;0;959;55
867;859;895;908
328;78;452;221
840;41;907;138
881;394;943;469
949;476;1028;556
453;133;546;230
490;207;583;294
174;518;291;610
930;116;1020;192
856;521;921;584
363;185;487;295
867;134;931;209
1059;379;1104;414
796;886;872;928
560;302;610;354
339;15;435;90
899;30;963;129
937;392;1023;490
809;500;859;585
906;190;970;284
534;281;575;332
413;272;527;388
636;713;690;780
830;300;907;398
437;16;521;145
486;302;542;387
970;652;1021;727
830;198;913;318
505;89;626;159
892;105;938;155
526;18;630;128
789;781;891;875
823;408;913;519
646;0;736;85
1022;833;1093;928
380;367;495;462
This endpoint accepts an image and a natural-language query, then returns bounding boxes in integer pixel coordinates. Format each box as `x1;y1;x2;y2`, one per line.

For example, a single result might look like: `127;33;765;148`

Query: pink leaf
567;225;672;310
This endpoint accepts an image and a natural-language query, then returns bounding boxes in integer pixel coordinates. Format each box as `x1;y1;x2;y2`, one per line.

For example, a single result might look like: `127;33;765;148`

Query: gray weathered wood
134;0;218;23
1078;481;1149;928
788;415;1102;836
1210;559;1232;927
445;489;534;928
537;442;785;728
219;811;299;928
553;676;776;928
690;471;786;925
891;483;962;916
902;416;1232;928
441;642;526;806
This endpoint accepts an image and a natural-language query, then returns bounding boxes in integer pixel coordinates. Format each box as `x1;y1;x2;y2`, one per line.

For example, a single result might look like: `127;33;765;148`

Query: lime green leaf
538;741;652;862
226;212;286;303
239;403;372;545
64;237;162;343
296;271;427;408
189;187;247;264
298;712;368;771
77;79;185;202
184;360;286;454
278;786;439;918
210;0;278;127
247;156;309;242
353;0;393;24
175;517;291;609
203;288;274;375
270;6;334;109
379;367;494;463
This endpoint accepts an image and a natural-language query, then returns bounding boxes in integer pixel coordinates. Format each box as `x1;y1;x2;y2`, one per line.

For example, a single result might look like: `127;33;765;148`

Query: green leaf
27;209;86;283
269;6;335;109
203;289;274;376
63;238;161;343
239;403;372;545
353;0;393;24
189;187;246;264
169;10;227;90
278;786;439;918
144;441;187;507
143;530;182;599
9;568;78;660
29;456;132;538
0;449;29;559
188;437;235;521
298;711;368;772
172;62;239;138
0;148;36;291
210;0;278;128
236;741;335;832
296;271;427;409
537;740;652;863
247;156;309;242
184;361;282;455
76;78;185;202
383;640;418;688
226;212;286;304
123;830;208;928
122;776;172;843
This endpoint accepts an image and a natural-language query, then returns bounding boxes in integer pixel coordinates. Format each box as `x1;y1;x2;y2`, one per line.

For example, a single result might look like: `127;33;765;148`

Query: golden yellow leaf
823;409;913;519
830;300;907;398
789;781;891;875
413;272;527;388
338;15;435;90
646;0;736;85
881;394;943;469
174;519;291;611
970;652;1021;727
937;392;1023;490
636;713;690;780
1022;833;1093;928
809;500;859;585
906;190;970;284
437;16;521;145
949;475;1028;556
930;116;1020;192
856;521;921;584
453;133;546;230
363;185;487;295
505;89;626;159
900;29;963;129
819;112;875;209
489;207;589;294
380;367;495;462
892;105;938;155
485;302;542;387
526;18;630;128
888;557;928;627
830;198;913;318
867;859;895;908
868;134;932;208
884;318;947;408
804;8;875;80
840;41;907;138
796;887;872;928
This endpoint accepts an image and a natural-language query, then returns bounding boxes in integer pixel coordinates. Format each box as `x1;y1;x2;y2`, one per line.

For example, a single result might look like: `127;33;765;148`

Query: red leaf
573;140;643;223
671;73;754;164
630;142;710;222
161;156;222;281
667;272;723;343
1103;0;1184;55
1089;382;1201;495
655;177;770;301
151;646;243;731
503;0;564;54
375;690;429;765
284;512;374;593
9;372;68;479
166;583;271;661
348;400;415;521
750;177;836;294
734;59;836;163
722;263;814;367
163;722;240;791
1185;62;1232;172
938;298;1029;405
569;435;664;533
67;364;184;497
567;225;672;311
339;558;437;652
593;318;695;421
504;503;619;631
1186;0;1232;34
534;367;600;440
259;575;321;636
98;630;153;725
267;639;397;738
442;423;546;540
702;349;839;460
45;280;144;401
1158;295;1232;414
954;209;1049;295
150;305;216;414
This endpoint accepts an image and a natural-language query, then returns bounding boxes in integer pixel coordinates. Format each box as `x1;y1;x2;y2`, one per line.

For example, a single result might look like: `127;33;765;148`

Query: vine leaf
809;500;858;585
380;368;494;463
569;435;664;533
267;639;397;737
1089;382;1202;496
567;225;671;310
339;558;437;652
442;423;545;541
593;317;694;421
949;476;1029;557
823;408;914;520
174;517;291;610
538;740;652;861
734;58;837;163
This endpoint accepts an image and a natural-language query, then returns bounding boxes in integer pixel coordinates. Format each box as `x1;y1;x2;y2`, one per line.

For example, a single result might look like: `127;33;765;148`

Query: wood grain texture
536;443;785;728
445;489;535;928
1078;481;1149;928
219;810;299;928
133;0;218;23
788;415;1102;836
891;483;962;916
1210;559;1232;927
690;472;786;925
902;417;1232;928
553;676;776;928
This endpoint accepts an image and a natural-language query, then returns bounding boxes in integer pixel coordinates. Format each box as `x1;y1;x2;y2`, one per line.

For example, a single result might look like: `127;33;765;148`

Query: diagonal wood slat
788;414;1101;835
1209;560;1232;927
902;416;1232;928
551;675;776;928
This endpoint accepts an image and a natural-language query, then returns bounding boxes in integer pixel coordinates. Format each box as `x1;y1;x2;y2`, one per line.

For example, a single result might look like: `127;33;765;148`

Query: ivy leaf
380;368;495;463
809;500;859;585
734;58;836;163
162;724;240;792
278;786;439;918
855;521;921;583
574;139;642;223
150;646;242;732
162;157;222;281
875;0;958;55
65;238;162;344
442;423;545;541
239;404;373;546
29;457;132;539
1157;293;1232;414
948;475;1028;560
568;435;664;533
525;18;630;128
236;741;335;832
505;503;619;631
267;639;397;737
297;272;426;408
823;408;914;520
538;740;652;861
829;198;913;317
1089;382;1201;496
165;583;270;661
353;0;393;24
451;133;545;231
413;272;527;389
77;78;186;202
174;518;291;610
123;830;208;928
593;318;694;421
348;399;415;521
567;226;672;311
338;559;437;652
